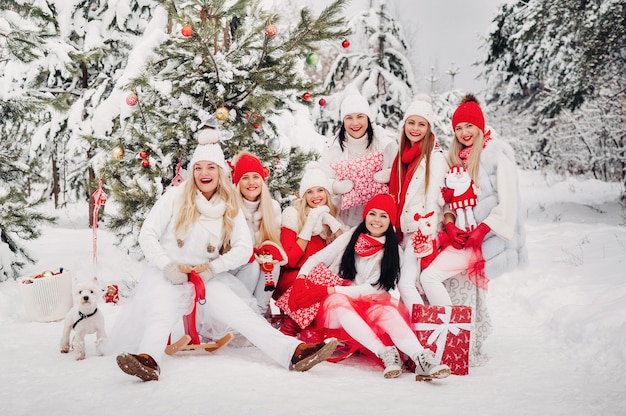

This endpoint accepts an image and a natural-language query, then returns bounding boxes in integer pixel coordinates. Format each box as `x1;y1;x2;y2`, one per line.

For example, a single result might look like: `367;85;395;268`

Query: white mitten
332;179;354;195
298;206;329;241
163;263;188;285
321;212;342;233
192;262;215;282
373;168;391;184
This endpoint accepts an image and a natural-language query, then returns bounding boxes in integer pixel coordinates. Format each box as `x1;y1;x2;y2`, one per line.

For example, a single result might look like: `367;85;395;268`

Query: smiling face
343;113;369;139
365;208;391;238
193;161;220;199
304;186;328;208
454;122;481;147
239;172;264;201
404;115;430;144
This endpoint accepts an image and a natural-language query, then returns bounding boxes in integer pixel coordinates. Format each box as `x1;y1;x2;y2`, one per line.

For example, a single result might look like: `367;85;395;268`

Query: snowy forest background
0;0;624;281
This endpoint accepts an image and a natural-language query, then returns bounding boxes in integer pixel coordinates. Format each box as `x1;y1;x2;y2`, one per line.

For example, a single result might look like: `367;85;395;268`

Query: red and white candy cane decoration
91;178;107;264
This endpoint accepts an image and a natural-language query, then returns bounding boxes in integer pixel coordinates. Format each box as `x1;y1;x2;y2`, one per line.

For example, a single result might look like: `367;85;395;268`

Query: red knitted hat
362;194;397;225
232;153;267;185
451;94;485;133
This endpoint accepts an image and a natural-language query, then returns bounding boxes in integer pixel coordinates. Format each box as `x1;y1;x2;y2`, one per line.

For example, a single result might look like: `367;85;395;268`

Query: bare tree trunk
51;154;60;209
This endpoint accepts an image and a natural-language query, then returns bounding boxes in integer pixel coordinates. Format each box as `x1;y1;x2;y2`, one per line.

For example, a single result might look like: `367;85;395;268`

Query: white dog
59;277;106;360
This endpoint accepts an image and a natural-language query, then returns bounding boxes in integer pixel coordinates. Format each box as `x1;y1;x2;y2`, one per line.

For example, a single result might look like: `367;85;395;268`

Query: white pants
322;294;424;359
232;262;276;315
420;246;473;305
197;278;301;369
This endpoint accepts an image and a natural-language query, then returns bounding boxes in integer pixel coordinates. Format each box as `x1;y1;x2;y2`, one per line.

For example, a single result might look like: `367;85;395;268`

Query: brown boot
290;338;338;372
116;353;160;381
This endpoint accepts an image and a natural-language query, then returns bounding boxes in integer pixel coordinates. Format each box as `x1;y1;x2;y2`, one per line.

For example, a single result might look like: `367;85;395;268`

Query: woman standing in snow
319;86;397;227
418;94;527;304
229;151;286;316
273;163;345;335
109;129;337;381
288;194;450;381
389;95;449;309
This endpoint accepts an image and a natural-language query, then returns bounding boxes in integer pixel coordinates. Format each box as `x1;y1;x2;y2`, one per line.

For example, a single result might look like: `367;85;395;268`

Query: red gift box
412;304;472;375
330;151;389;210
275;264;344;329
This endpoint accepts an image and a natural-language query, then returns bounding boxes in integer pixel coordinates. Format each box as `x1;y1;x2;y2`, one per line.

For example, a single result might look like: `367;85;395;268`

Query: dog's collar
72;308;98;329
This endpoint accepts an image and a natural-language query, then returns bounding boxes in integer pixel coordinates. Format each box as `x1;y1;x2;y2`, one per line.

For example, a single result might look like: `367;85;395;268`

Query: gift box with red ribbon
412;304;472;375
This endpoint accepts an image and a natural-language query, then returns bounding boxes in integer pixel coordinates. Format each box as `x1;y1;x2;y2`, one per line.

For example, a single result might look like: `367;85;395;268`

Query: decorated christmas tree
100;0;350;252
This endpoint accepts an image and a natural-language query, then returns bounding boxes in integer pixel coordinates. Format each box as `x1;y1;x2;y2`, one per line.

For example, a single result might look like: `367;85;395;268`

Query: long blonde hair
175;166;239;254
448;129;485;184
293;189;338;244
396;123;436;194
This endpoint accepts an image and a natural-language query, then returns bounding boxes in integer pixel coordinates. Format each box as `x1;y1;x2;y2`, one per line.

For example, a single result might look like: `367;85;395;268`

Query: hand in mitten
298;206;329;241
290;281;330;309
444;222;468;250
441;187;455;204
373;168;391;184
163;263;188;285
194;262;215;282
288;278;308;311
465;223;490;248
321;212;342;233
332;179;354;195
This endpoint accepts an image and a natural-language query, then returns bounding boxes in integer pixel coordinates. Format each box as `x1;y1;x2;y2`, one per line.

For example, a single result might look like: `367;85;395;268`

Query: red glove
465;223;491;248
289;280;329;309
441;187;454;204
287;279;307;311
444;222;468;250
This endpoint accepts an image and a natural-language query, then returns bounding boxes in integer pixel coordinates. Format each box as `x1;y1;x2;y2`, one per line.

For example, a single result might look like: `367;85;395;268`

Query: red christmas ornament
139;150;148;159
341;39;350;48
253;123;261;129
264;24;277;37
125;94;138;106
302;92;312;101
318;98;327;107
141;159;150;168
181;25;193;37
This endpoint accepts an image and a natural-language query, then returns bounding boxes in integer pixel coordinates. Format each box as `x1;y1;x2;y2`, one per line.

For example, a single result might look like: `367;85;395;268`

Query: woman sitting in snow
286;194;450;381
107;128;337;381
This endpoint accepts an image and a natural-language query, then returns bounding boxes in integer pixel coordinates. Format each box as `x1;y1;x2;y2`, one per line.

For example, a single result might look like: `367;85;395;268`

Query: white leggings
322;293;424;358
420;246;473;305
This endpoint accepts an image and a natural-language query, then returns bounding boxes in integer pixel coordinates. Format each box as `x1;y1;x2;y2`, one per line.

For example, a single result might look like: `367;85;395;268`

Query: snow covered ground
1;169;625;416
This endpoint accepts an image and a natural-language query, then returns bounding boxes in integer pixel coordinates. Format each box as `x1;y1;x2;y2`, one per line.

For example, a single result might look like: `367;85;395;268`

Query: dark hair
338;223;401;292
336;119;375;152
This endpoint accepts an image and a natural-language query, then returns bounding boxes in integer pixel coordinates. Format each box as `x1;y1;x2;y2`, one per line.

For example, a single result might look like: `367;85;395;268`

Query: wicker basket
18;270;73;322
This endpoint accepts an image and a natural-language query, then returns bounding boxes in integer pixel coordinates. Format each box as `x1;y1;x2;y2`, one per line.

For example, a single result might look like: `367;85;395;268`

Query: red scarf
354;234;384;257
458;130;492;168
388;143;422;230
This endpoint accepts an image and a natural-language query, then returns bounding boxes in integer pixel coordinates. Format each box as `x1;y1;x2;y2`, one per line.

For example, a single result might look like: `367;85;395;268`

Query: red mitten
444;222;468;250
290;281;329;309
287;279;308;311
465;223;491;248
441;187;454;203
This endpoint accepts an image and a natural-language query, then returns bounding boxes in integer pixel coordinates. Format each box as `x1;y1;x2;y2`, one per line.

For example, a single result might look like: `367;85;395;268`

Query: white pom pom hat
299;161;332;197
340;85;372;119
190;127;228;172
402;94;434;128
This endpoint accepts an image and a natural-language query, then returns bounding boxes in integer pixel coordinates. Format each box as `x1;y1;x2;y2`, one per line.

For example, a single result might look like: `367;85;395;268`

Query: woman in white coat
109;129;337;381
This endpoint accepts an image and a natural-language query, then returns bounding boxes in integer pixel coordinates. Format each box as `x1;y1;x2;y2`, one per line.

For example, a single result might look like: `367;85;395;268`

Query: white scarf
195;191;226;240
242;198;262;244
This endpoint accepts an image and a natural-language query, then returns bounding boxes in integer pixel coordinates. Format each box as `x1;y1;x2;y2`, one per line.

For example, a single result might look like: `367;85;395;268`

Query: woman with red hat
284;194;451;381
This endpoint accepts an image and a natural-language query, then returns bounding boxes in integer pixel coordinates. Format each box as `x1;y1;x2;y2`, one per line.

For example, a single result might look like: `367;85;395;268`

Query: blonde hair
293;189;338;244
395;122;436;194
175;165;239;254
448;129;485;184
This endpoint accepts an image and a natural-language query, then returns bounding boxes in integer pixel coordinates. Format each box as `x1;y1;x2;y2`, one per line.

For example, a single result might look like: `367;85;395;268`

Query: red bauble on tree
253;123;261;130
341;39;350;48
318;98;327;107
139;150;148;159
126;94;138;106
302;92;312;101
141;159;150;168
264;24;277;37
181;25;193;37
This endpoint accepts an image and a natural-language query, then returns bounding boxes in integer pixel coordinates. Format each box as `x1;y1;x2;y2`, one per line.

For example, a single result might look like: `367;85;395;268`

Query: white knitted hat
402;94;434;128
299;162;332;197
190;127;228;172
340;86;372;119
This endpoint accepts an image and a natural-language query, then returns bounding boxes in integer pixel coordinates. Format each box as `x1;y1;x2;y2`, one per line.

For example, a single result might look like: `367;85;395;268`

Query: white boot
378;346;402;379
413;349;450;381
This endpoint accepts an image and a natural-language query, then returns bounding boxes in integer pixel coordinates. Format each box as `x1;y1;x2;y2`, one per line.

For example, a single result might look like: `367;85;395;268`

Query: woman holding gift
419;94;527;306
391;95;450;310
288;194;450;381
319;85;397;227
230;151;287;316
109;129;337;381
273;163;345;335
